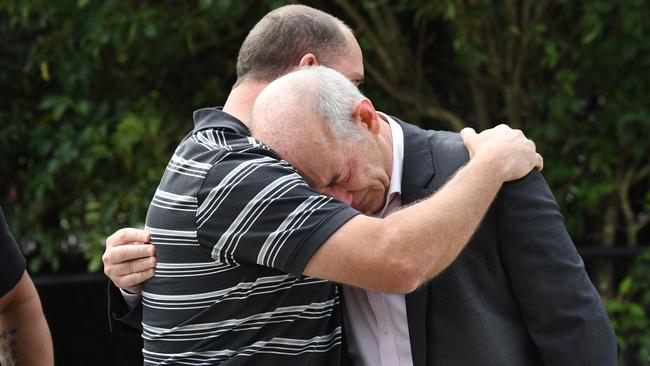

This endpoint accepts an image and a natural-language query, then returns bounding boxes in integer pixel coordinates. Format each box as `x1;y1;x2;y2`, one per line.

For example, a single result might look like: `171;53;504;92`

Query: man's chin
351;190;384;215
359;198;383;216
353;201;370;215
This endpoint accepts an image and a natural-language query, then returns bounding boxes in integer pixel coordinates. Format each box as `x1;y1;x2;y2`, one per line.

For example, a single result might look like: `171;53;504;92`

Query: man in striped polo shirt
103;5;542;365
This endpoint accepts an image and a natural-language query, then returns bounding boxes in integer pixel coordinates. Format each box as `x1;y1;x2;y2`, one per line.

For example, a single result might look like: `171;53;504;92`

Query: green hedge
1;0;649;363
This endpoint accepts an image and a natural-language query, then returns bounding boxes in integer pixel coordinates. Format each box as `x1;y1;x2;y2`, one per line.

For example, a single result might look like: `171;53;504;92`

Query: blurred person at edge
0;206;53;365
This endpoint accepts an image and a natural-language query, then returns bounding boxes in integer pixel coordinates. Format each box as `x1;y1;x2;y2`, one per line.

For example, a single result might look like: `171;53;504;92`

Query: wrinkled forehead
251;97;323;147
282;133;347;187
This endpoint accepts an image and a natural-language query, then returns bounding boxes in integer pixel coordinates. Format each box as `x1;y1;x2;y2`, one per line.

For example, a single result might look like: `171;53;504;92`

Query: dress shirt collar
378;112;405;216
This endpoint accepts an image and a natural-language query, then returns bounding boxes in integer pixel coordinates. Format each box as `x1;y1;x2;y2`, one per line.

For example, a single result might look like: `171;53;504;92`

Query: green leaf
87;252;103;272
619;276;634;295
444;2;456;19
29;257;43;273
606;299;625;313
144;24;157;38
199;0;214;9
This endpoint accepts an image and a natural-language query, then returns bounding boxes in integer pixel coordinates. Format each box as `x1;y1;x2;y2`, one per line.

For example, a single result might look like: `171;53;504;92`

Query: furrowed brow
327;172;341;188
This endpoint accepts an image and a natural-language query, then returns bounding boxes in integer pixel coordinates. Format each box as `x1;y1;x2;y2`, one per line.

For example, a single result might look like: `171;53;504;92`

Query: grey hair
309;66;366;141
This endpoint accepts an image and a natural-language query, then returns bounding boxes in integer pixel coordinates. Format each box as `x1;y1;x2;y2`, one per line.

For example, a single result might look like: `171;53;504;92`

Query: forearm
0;273;53;366
306;154;504;293
384;153;503;289
305;125;539;292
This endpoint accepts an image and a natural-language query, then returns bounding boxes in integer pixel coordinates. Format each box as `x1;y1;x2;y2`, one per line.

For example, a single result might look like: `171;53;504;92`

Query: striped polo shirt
142;108;359;365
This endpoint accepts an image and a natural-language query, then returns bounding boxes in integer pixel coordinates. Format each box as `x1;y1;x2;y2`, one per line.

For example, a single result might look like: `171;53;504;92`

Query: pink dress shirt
342;114;413;366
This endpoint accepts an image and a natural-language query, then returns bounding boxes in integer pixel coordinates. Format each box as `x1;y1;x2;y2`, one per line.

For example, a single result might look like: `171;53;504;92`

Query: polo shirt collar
192;107;251;136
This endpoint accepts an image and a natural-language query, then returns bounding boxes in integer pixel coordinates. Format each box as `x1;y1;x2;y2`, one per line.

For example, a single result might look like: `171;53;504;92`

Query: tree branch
337;0;399;83
633;164;650;184
364;61;464;130
469;75;491;130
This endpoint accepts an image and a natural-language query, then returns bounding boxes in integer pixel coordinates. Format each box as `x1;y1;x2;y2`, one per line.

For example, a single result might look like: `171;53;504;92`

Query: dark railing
31;245;645;366
33;272;106;286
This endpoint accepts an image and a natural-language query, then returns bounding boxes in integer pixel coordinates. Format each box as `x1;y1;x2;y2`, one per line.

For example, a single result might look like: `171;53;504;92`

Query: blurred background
1;0;648;364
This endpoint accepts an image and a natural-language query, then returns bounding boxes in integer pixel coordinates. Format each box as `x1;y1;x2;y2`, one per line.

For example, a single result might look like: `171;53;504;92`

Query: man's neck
222;79;270;126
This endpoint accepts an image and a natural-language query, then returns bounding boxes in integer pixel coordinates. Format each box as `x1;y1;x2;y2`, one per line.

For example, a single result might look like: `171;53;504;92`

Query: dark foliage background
1;0;648;364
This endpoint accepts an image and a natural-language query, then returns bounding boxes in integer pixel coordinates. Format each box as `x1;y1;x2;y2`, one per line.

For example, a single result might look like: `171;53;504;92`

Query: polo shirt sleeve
0;207;27;297
196;151;360;277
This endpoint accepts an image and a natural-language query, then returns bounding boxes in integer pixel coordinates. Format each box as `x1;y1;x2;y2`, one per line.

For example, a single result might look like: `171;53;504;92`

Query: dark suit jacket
107;280;143;333
397;119;617;366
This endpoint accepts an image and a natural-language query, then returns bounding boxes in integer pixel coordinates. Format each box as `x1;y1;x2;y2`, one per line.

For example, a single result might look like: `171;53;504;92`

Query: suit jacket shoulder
427;130;469;185
394;117;469;202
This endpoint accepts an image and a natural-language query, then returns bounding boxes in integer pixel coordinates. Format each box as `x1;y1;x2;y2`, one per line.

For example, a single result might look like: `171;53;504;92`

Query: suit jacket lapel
395;118;436;366
398;120;436;205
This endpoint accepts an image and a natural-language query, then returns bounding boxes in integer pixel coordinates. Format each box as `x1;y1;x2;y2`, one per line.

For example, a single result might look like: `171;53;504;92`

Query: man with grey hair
250;65;615;366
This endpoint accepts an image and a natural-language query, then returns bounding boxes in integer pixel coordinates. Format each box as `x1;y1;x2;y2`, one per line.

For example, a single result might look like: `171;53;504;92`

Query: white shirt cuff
120;288;142;311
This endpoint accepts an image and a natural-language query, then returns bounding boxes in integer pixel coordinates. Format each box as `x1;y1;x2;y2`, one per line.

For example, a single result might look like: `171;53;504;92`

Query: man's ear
298;53;318;67
352;98;380;135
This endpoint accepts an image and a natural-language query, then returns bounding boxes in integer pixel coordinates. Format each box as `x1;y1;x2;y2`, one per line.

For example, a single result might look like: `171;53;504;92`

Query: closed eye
328;167;350;188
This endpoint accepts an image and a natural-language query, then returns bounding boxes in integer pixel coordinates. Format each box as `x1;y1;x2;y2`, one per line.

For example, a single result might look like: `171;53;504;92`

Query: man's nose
321;186;353;205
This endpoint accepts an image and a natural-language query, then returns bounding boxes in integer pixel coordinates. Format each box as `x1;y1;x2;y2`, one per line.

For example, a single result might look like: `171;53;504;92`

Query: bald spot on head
251;67;392;212
250;66;367;158
249;70;324;160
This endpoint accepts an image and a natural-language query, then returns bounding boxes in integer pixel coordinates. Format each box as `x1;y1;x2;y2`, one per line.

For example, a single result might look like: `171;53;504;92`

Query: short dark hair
235;5;349;85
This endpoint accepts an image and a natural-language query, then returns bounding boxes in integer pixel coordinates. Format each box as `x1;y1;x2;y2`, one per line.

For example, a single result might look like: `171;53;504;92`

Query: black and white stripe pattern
147;226;199;247
192;130;233;151
196;156;281;229
257;195;332;267
153;261;237;278
168;154;212;179
142;108;358;365
143;275;326;311
210;172;308;264
143;298;339;342
143;327;342;365
151;188;198;212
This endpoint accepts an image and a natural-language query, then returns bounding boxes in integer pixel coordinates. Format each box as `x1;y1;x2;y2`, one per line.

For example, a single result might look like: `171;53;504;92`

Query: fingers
535;153;544;171
105;228;150;249
104;245;155;292
112;269;156;293
107;256;157;276
103;228;156;292
103;243;155;266
460;127;477;157
459;127;476;141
